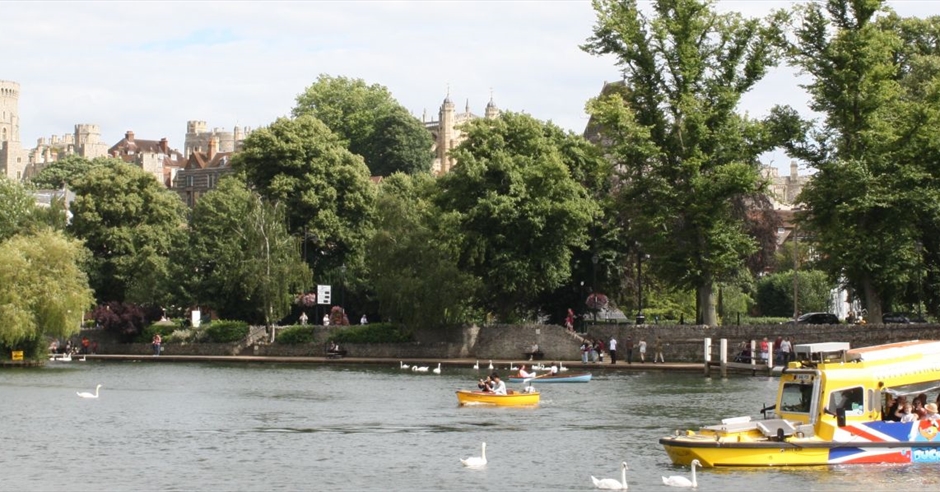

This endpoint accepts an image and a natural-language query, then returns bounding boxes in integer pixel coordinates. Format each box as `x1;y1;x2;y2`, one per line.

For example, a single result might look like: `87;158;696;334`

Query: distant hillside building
761;161;811;208
173;135;234;207
23;124;109;179
0;80;28;180
183;120;250;158
108;131;185;187
423;94;499;175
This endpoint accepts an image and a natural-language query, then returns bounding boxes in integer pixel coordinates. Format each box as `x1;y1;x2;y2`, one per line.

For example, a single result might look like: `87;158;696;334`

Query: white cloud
1;0;934;175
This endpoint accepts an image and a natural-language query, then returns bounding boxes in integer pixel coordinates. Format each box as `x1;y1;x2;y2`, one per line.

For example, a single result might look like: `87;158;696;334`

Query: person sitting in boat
899;402;918;423
477;376;494;393
517;365;536;378
887;395;906;422
549;362;559;375
490;372;507;395
925;403;940;424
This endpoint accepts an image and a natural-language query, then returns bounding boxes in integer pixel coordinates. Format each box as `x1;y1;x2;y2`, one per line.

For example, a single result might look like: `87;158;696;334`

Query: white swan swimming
77;384;102;399
592;461;628;490
413;365;429;372
509;362;518;370
60;352;72;362
473;360;479;370
662;459;699;488
433;363;441;374
400;361;410;369
559;362;569;372
488;360;494;370
460;442;487;468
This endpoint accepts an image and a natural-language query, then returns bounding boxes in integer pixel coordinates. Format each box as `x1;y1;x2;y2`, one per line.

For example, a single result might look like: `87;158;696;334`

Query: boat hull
507;372;592;383
456;390;540;407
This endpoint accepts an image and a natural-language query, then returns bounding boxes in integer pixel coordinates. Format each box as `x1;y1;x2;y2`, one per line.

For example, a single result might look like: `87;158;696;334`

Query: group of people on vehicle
884;393;940;423
477;372;507;395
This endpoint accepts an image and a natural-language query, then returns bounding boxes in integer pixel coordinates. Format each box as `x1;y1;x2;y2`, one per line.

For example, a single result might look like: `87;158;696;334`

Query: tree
778;0;927;322
293;74;433;176
435;112;600;321
0;176;40;242
232;115;376;280
582;0;784;325
0;230;94;358
366;173;480;330
68;162;189;304
29;155;120;189
187;176;310;325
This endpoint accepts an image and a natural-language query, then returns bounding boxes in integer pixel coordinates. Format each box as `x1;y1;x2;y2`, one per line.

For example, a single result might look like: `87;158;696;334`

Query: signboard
317;285;332;305
192;309;201;328
11;350;23;361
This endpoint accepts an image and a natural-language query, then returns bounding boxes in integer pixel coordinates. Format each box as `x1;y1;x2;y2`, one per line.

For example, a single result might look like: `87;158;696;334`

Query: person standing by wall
580;340;590;364
638;339;647;363
624;337;634;364
152;334;162;356
608;336;618;364
653;337;665;363
565;308;575;332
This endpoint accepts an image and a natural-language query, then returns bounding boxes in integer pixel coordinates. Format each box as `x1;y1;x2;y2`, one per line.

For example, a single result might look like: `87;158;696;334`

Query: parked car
882;312;927;324
789;312;840;325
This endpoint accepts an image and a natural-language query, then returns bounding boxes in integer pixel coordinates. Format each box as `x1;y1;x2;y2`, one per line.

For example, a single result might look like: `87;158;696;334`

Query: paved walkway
76;354;706;372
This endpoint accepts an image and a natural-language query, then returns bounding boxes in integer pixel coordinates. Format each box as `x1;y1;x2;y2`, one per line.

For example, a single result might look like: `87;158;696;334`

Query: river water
4;361;940;491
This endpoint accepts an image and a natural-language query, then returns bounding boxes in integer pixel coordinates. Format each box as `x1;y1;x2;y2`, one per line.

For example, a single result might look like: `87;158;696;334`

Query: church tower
0;80;27;180
438;92;456;174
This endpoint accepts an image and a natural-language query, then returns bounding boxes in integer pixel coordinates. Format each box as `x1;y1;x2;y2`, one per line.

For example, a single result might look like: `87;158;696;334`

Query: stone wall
79;323;940;362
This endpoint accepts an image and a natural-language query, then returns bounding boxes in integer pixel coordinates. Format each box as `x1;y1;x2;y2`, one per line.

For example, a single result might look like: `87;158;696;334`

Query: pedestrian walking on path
608;336;618;364
654;337;665;363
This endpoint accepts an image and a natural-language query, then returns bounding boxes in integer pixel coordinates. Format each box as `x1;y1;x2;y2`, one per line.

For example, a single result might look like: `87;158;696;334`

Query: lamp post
636;247;646;325
591;254;599;325
579;281;585;333
340;263;347;317
792;209;802;324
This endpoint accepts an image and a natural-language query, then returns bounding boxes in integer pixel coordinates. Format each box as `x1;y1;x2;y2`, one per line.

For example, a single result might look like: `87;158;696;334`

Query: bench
326;349;347;359
524;351;544;361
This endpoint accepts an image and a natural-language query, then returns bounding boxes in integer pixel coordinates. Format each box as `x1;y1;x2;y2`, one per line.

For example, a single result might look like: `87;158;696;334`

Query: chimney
208;135;218;160
125;130;135;142
159;138;169;154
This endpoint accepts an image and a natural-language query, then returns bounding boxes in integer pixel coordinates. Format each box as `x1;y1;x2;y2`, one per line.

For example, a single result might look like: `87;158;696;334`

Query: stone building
23;124;109;179
173;135;234;207
0;80;28;181
108;131;185;187
761;161;811;208
423;93;499;175
183;120;250;158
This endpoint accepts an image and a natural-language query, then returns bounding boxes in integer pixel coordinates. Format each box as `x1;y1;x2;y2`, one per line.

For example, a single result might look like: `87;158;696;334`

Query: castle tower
485;95;499;119
0;80;27;180
74;124;107;158
438;93;455;174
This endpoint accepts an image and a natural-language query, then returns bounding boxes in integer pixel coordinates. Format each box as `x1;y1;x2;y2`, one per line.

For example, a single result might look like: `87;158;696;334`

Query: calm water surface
4;361;940;491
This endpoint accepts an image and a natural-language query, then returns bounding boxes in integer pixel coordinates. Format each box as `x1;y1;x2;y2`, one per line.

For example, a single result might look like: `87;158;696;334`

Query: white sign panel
317;285;332;305
191;308;201;328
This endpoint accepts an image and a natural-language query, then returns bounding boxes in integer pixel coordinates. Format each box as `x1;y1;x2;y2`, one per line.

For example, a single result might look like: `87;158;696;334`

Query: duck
433;363;442;374
460;442;487;468
77;384;102;399
662;459;700;488
592;461;628;490
400;361;410;369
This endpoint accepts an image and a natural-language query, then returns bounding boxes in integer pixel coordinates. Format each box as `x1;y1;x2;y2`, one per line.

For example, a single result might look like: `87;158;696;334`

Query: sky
1;1;936;175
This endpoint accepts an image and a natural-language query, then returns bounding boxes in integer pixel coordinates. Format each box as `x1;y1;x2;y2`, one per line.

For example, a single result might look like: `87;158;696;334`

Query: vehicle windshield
780;382;814;414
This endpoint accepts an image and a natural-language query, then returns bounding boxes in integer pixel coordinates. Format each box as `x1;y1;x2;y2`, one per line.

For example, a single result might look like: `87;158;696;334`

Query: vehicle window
828;386;864;415
781;382;814;414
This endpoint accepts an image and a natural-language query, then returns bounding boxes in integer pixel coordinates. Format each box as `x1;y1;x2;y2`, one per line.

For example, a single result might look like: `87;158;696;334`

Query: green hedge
139;322;179;342
204;320;249;343
276;325;315;345
331;323;412;344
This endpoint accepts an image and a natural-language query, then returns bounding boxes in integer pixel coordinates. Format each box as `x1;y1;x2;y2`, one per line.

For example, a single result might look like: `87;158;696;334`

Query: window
828;386;864;416
780;382;814;414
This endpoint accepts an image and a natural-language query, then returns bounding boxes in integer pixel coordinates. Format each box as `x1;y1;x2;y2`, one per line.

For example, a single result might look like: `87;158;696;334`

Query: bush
139;322;179;343
276;325;316;345
204;320;249;343
332;323;413;344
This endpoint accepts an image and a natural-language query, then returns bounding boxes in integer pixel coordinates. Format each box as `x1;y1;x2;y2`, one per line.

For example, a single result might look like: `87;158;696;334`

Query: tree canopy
582;0;784;325
293;74;433;176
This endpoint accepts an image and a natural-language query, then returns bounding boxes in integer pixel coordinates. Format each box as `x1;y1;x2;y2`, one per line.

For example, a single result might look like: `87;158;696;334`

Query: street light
591;254;599;325
340;263;347;316
792;208;803;323
636;249;648;325
579;281;585;333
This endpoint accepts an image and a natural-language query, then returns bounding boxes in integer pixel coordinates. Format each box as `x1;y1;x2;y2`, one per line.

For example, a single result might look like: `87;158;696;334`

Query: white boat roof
845;340;940;362
793;342;851;356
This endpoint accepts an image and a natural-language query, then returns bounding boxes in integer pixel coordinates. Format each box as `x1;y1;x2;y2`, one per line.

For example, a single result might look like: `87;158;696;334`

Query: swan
400;361;410;369
77;384;102;399
662;459;700;488
488;360;494;370
559;362;569;372
473;360;479;370
433;363;442;374
460;442;487;468
60;352;72;362
592;461;628;489
509;362;518;370
414;365;429;372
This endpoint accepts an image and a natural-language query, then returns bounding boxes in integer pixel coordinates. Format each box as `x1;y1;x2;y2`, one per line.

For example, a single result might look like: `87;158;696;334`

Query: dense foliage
204;320;249;343
330;323;413;344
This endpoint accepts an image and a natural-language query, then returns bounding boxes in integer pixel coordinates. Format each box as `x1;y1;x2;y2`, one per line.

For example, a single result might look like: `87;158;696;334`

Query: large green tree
233;115;376;281
0;229;94;358
776;0;937;322
293;75;433;176
0;176;40;242
68;162;188;304
435;112;599;321
186;176;310;324
582;0;783;325
29;155;121;189
367;173;480;330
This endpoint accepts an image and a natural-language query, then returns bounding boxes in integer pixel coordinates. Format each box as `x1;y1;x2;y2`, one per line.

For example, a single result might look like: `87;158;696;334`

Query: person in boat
899;402;918;423
517;365;536;378
490;372;507;395
549;362;559;375
888;395;908;422
883;394;896;421
477;376;494;393
926;403;940;424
